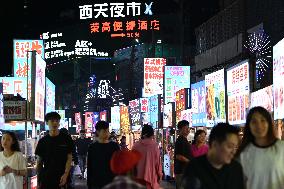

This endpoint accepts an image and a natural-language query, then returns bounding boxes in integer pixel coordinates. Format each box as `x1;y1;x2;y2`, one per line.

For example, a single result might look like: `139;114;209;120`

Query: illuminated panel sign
0;83;3;128
273;38;284;120
129;99;141;131
140;98;150;125
191;81;206;126
205;69;226;127
75;112;82;133
100;110;107;121
120;106;130;134
143;58;166;97
13;40;44;77
163;103;175;128
149;95;160;129
55;110;65;129
175;88;190;123
0;77;30;100
164;66;190;104
227;61;250;125
45;78;56;114
251;85;273;112
111;106;120;131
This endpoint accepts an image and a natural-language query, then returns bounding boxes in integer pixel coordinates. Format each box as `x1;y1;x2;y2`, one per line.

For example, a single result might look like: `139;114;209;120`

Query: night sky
0;0;219;77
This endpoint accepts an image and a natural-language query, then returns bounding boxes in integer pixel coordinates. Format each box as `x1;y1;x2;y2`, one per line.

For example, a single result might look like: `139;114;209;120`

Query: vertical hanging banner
143;58;166;97
0;83;3;128
45;78;55;114
31;54;46;122
191;81;206;126
180;109;192;127
111;106;120;132
129;99;141;131
273;38;284;120
163;103;175;128
205;69;226;127
100;110;107;121
175;88;190;123
140;98;150;125
75;112;82;133
227;61;250;125
164;66;191;104
13;40;44;77
120;106;130;134
149;95;161;128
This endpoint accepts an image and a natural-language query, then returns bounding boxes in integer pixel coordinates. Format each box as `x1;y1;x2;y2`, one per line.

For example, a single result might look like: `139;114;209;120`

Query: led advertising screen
55;110;65;129
273;38;284;119
163;103;175;128
149;95;161;129
205;69;226;127
111;106;120;131
120;106;130;134
143;58;166;97
85;112;99;133
100;110;107;121
191;81;206;126
13;40;44;77
46;78;55;114
129;99;141;131
0;77;29;99
32;54;46;122
0;83;4;129
140;98;150;125
227;61;250;125
180;109;192;127
250;85;273;112
164;66;190;104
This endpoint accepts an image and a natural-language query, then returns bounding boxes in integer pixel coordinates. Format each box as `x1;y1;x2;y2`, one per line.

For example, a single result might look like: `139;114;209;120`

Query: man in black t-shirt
87;121;120;189
35;112;74;189
182;123;244;189
174;120;191;189
75;129;91;178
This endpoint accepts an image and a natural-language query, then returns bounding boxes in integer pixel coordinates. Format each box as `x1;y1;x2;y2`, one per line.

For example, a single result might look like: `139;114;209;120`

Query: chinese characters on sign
129;99;141;131
140;98;150;125
79;2;154;19
0;77;31;100
175;88;190;123
41;32;109;59
164;66;191;104
120;106;130;134
227;61;250;125
143;58;166;97
13;40;44;77
33;54;46;122
111;106;120;132
205;69;226;127
4;101;26;121
273;38;284;119
191;81;206;126
97;80;111;99
90;20;160;38
251;85;273;112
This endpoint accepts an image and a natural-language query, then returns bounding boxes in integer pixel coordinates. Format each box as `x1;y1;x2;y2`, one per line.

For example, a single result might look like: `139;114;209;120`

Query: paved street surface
74;177;176;189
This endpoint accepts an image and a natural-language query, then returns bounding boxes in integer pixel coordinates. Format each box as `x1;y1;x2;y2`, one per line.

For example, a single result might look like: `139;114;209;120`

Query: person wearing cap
132;124;162;189
102;150;146;189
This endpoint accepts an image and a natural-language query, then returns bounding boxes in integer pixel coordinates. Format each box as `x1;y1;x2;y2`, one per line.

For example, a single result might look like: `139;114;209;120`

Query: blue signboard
191;81;206;126
149;95;160;128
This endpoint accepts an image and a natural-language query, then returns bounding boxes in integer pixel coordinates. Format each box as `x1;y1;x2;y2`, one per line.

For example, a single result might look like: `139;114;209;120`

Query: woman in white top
0;131;27;189
237;106;284;189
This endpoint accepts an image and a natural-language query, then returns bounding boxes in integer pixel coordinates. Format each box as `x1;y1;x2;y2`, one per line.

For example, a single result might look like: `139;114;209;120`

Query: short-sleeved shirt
174;135;191;174
0;151;27;189
35;132;74;188
87;141;120;188
182;155;244;189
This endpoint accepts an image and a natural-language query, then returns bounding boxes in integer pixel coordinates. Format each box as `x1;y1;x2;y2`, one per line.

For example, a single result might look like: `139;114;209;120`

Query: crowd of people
0;106;284;189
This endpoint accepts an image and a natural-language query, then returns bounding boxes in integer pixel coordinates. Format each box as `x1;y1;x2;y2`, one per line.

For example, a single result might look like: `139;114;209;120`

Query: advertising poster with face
251;85;273;112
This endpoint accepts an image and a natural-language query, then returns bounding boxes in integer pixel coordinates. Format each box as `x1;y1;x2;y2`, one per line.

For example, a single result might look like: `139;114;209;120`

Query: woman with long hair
190;130;209;158
132;124;162;189
0;131;27;189
237;106;284;189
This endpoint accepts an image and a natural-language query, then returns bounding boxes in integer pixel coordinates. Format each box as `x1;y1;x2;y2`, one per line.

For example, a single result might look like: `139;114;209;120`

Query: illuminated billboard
191;81;206;126
163;103;175;128
120;106;130;134
143;58;166;97
164;66;190;104
251;85;273;112
46;78;55;114
13;40;44;77
0;83;4;128
111;106;120;131
205;69;226;127
0;77;30;99
273;38;284;119
227;61;250;125
129;99;141;131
